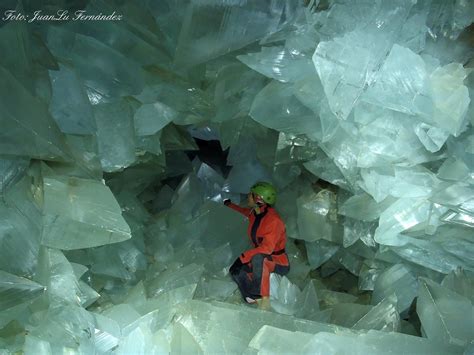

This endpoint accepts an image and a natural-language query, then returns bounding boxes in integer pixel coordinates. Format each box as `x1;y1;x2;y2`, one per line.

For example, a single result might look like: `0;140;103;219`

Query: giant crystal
48;63;96;135
0;0;473;353
0;64;71;161
312;0;415;120
173;0;300;68
42;175;131;249
94;100;137;172
417;277;473;347
0;271;45;311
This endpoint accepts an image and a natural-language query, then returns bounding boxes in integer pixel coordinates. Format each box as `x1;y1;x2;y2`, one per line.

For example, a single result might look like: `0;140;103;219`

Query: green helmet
250;181;277;205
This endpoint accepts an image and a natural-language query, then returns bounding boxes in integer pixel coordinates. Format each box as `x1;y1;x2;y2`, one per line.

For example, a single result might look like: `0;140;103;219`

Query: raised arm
224;199;251;217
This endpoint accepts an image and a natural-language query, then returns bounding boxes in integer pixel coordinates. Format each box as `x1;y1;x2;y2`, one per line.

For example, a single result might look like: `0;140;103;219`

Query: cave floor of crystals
0;0;473;354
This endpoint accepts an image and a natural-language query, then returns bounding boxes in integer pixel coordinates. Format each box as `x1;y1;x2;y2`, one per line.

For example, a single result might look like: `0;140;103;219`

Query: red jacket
226;202;289;265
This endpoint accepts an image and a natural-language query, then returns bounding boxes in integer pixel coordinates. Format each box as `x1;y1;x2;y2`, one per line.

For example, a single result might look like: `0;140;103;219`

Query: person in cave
224;181;290;307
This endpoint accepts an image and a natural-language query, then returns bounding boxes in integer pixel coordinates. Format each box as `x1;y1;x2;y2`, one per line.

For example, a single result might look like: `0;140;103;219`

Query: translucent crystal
430;182;474;207
35;247;80;306
0;157;29;196
133;102;176;136
26;305;95;352
441;268;474;302
151;184;174;213
226;134;257;166
0;176;42;276
195;278;237;301
170;322;203;354
102;304;141;330
358;260;389;291
295;280;321;321
77;281;100;308
48;63;96;135
302;329;462;354
335;249;364;276
354;105;438;167
274;132;319;166
65;3;170;66
117;326;158;355
374;197;433;246
425;0;474;41
211;64;267;123
187;125;220;141
282;242;312;287
429;63;470;136
1;0;474;352
196;163;226;201
392;236;467;274
372;264;418;313
23;335;53;355
173;1;296;68
330;303;373;327
169;174;205;220
250;81;322;136
270;274;302;315
339;193;395;222
92;313;121;353
397;10;429;53
51;135;103;179
122;307;175;337
0;21;35;93
352;294;400;332
313;0;414;120
0;64;70;161
46;26;144;104
318;290;357;309
362;44;432;116
248;326;314;354
305;239;340;269
0;271;45;311
303;153;350;190
136;132;162;156
415;122;450;152
343;218;377;248
297;189;340;242
237;46;315;83
137;284;197;316
225;159;272;195
362;166;439;203
94;100;137;172
174;300;338;354
163;151;194;179
417;277;473;347
41;175;131;250
440;209;474;228
437;157;473;184
89;241;146;281
147;263;204;298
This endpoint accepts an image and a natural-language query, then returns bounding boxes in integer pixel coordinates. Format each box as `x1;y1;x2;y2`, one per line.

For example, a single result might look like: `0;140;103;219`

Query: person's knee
229;257;243;276
251;254;265;265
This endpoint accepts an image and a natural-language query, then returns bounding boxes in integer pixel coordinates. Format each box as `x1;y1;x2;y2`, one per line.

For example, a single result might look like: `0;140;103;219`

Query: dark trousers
229;253;290;299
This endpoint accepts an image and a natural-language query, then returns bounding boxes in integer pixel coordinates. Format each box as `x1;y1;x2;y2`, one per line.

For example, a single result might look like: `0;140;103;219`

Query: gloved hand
223;199;231;206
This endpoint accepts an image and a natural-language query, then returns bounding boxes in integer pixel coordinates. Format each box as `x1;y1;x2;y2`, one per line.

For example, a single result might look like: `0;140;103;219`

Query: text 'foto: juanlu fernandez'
2;9;123;23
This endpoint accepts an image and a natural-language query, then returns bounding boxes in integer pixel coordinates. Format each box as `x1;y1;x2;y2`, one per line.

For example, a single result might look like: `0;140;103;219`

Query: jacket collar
253;204;270;215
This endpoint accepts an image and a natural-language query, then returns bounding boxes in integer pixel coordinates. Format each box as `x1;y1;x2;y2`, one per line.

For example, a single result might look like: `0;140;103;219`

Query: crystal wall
0;0;473;353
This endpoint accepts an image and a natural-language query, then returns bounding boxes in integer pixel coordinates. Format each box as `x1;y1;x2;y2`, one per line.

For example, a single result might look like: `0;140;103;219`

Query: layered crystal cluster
0;0;473;353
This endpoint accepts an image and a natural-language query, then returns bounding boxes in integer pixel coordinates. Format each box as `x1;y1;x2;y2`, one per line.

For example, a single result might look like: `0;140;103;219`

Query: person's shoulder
268;207;283;221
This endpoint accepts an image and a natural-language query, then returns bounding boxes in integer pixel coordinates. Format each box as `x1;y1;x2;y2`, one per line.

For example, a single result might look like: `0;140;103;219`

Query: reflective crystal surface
0;0;473;353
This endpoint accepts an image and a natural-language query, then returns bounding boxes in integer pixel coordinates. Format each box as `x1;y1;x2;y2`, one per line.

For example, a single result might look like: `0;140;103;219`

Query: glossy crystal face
1;0;473;353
